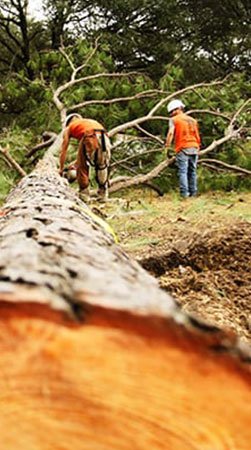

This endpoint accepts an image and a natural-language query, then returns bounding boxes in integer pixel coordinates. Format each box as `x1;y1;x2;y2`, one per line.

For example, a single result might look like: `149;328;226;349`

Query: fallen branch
135;124;164;144
109;79;227;137
228;99;251;133
110;156;175;193
199;158;251;176
26;132;57;158
0;145;26;177
69;90;165;112
200;162;226;173
110;148;162;168
187;109;231;121
53;41;146;123
114;162;164;196
199;128;242;156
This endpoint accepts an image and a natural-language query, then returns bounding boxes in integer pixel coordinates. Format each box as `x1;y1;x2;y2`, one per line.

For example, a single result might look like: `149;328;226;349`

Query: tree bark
0;145;251;449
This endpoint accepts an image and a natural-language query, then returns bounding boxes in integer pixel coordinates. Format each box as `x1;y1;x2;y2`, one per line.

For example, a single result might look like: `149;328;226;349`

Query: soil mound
139;221;251;342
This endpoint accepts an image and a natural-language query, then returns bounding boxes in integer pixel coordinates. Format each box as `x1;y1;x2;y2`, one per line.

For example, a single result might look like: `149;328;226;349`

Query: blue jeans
176;151;198;197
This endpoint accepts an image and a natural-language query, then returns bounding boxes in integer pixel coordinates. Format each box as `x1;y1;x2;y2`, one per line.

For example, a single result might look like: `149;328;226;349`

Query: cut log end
0;300;251;450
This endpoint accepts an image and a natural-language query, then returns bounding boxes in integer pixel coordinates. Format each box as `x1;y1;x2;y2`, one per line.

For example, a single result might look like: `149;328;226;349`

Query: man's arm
165;127;174;147
165;118;175;148
59;128;70;175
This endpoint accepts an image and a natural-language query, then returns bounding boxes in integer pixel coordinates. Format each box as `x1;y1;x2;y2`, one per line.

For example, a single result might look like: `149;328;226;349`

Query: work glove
166;147;173;158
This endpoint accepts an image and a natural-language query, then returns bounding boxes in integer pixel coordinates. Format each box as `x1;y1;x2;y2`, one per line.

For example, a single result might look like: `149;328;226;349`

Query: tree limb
199;158;251;175
199;162;225;173
59;36;101;79
0;146;26;177
52;69;143;122
69;90;164;111
114;162;164;196
109;79;227;137
199;129;242;157
134;124;164;144
26;132;57;158
110;156;175;193
187;109;231;121
110;148;162;168
227;98;251;134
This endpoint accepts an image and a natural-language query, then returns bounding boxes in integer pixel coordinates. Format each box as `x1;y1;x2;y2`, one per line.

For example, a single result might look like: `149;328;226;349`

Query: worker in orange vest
165;99;201;198
59;113;111;201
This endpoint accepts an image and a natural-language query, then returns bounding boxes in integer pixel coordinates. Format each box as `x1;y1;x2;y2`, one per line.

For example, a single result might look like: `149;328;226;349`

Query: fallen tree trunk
0;148;251;449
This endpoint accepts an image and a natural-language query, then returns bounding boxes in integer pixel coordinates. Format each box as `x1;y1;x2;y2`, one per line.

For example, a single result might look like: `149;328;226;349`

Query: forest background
0;0;250;202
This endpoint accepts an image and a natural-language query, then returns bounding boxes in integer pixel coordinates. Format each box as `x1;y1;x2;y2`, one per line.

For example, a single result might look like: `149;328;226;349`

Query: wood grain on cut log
0;147;251;450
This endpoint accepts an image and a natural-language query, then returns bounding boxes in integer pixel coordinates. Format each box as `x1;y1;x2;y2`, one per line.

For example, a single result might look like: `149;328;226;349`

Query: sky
28;0;44;20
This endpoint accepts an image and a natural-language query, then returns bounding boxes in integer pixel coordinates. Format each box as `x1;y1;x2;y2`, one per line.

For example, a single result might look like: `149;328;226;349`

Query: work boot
79;188;90;203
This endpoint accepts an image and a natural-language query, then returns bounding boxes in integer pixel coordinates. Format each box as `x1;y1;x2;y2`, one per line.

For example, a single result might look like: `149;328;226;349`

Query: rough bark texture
0;149;251;449
0;154;173;317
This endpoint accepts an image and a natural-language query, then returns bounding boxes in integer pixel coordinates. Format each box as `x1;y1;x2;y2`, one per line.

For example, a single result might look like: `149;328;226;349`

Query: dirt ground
106;191;251;343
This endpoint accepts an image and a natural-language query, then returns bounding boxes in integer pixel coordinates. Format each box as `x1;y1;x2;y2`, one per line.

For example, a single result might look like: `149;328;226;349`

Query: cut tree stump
0;148;251;450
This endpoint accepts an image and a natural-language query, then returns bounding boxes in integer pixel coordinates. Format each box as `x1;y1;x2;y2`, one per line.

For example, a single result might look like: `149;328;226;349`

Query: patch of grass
107;190;251;255
124;237;160;251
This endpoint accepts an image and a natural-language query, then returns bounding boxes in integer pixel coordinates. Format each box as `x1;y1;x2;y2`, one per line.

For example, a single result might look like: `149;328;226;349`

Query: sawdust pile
139;221;251;342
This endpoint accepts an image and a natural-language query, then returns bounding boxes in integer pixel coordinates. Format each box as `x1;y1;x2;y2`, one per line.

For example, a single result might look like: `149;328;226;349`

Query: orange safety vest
172;113;201;153
69;118;105;140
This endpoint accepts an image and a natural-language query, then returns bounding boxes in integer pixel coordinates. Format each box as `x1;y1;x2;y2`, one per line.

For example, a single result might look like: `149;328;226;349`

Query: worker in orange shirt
165;99;201;198
59;113;111;201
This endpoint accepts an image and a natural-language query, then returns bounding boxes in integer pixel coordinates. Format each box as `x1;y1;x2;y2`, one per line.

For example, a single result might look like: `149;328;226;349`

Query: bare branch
135;125;164;144
199;158;251;176
110;148;161;168
0;146;26;177
69;90;164;111
109;79;227;137
26;132;57;158
187;109;231;121
68;89;165;111
52;57;142;123
227;99;251;133
199;162;225;173
59;36;101;79
148;79;227;116
59;44;76;74
75;37;100;76
110;155;175;193
56;71;141;95
200;128;242;156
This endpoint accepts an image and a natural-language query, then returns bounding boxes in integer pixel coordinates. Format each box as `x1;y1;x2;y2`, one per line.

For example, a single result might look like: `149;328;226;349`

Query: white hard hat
167;99;185;113
64;113;82;127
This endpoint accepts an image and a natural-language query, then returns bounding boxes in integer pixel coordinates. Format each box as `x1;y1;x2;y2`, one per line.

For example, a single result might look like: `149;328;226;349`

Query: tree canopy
0;0;250;199
0;0;250;80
